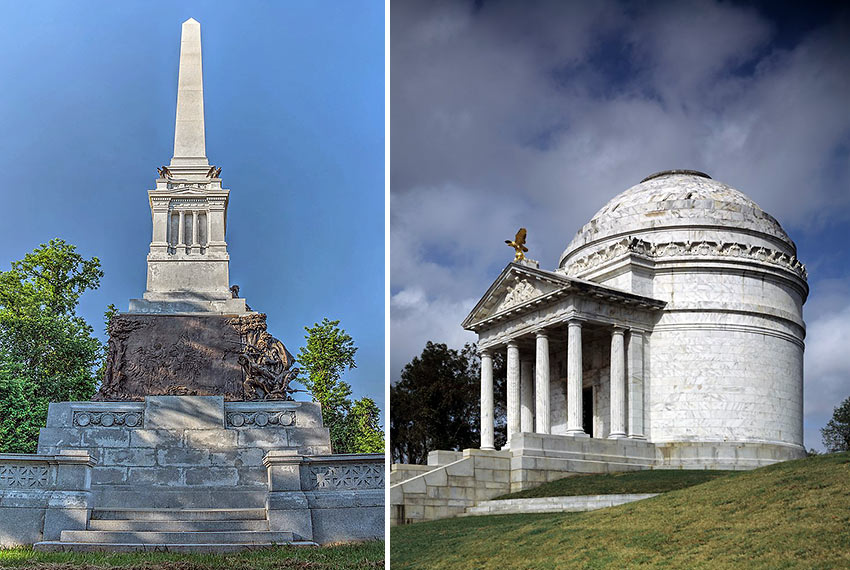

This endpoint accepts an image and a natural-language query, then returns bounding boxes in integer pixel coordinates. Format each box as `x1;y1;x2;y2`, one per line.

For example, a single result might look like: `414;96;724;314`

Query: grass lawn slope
0;541;384;569
495;468;736;500
391;452;850;569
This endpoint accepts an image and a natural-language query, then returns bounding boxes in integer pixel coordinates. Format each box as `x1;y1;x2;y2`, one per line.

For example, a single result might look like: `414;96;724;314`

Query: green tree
298;318;384;453
390;341;506;464
0;239;103;453
349;397;384;453
821;396;850;452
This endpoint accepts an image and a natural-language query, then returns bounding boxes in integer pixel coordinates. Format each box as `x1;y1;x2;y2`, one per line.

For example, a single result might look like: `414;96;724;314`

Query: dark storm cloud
390;0;850;448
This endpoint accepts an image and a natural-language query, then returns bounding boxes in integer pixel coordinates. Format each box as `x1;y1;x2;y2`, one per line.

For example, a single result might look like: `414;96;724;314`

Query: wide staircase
35;506;315;552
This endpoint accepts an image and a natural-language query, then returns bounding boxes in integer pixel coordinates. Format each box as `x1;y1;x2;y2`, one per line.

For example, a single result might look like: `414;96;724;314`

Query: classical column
506;341;520;446
178;210;185;248
608;326;627;438
566;319;586;436
191;210;200;250
627;330;646;439
520;357;534;433
535;331;550;434
480;349;495;450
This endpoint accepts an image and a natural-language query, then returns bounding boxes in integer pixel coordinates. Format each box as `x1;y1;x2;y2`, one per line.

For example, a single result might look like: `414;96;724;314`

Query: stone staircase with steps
34;507;317;552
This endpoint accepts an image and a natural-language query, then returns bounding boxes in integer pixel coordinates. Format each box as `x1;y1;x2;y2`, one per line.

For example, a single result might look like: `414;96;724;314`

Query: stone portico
469;261;665;449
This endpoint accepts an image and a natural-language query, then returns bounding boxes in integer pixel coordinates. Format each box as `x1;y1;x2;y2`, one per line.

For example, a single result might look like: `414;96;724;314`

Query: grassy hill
0;542;384;569
391;452;850;569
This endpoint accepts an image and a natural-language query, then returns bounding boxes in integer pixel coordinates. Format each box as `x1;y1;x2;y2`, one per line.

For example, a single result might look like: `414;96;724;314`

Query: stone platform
0;396;383;549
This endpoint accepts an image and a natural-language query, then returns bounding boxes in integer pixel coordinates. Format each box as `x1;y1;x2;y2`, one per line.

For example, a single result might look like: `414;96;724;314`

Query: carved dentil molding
565;237;807;281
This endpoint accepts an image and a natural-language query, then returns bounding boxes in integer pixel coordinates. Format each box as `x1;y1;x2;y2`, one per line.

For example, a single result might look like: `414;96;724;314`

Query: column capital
567;317;585;328
611;325;626;336
506;339;519;349
534;329;549;339
479;347;492;358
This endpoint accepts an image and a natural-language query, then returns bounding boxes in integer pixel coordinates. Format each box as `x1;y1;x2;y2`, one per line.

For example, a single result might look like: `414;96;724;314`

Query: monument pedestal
20;396;383;550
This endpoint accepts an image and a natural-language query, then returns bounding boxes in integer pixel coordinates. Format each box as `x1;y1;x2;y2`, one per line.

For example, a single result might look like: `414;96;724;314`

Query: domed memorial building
391;170;808;525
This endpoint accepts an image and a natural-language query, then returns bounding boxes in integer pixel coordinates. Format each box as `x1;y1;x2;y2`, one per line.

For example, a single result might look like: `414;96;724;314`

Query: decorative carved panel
310;463;384;490
73;411;144;428
226;410;296;428
0;464;49;488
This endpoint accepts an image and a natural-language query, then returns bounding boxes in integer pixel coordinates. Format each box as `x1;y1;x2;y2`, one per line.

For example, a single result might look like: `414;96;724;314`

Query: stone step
91;508;267;521
60;530;299;545
88;519;269;531
33;541;318;553
92;487;266;509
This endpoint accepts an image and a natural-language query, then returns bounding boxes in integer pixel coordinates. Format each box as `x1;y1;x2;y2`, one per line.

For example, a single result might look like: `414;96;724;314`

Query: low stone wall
265;451;384;545
0;450;95;546
463;493;659;516
390;449;511;526
509;432;656;492
390;464;435;485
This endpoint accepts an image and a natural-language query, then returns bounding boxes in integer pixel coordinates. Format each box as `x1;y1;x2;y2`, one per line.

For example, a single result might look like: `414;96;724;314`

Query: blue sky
0;2;385;412
391;0;850;451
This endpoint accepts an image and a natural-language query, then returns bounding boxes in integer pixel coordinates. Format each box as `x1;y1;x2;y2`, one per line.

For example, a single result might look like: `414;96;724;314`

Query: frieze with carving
226;410;296;428
310;463;384;490
0;465;49;488
566;237;807;280
73;410;143;428
496;278;543;313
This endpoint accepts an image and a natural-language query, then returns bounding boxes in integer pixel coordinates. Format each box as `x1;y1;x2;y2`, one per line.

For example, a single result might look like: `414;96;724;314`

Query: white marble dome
560;170;796;269
559;170;808;463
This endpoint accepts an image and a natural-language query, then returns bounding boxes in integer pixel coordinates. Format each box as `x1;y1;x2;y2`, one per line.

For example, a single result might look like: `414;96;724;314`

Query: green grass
495;468;737;499
391;452;850;569
0;541;384;569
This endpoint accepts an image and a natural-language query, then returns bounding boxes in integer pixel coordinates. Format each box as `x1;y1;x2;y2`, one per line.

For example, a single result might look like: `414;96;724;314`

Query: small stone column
566;319;586;436
535;331;550;434
608;326;627;438
506;341;520;446
627;330;646;439
480;349;495;450
178;210;186;248
191;210;200;251
520;356;534;433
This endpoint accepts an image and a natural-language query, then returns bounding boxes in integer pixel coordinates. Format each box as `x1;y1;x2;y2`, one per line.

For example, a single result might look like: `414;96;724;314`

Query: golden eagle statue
505;227;528;261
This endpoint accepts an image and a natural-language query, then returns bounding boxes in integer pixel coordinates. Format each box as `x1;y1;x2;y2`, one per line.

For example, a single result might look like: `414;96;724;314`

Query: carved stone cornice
565;237;807;281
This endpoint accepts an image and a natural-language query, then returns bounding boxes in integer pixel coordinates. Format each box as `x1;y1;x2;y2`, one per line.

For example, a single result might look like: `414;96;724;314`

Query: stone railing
0;450;95;546
264;451;384;544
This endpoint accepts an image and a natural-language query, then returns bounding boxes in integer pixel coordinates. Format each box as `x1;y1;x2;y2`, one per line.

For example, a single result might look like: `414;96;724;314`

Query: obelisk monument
98;18;297;401
130;18;244;314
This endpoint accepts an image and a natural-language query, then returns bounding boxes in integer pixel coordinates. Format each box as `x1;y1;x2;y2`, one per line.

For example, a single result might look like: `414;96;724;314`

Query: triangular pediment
462;263;569;329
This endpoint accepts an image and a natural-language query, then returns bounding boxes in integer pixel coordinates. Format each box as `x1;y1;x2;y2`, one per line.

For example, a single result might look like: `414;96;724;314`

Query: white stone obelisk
130;18;245;314
171;18;208;168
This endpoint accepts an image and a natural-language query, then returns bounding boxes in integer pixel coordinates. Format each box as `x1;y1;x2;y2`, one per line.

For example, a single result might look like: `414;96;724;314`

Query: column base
628;434;647;440
608;432;627;439
566;430;590;438
480;446;495;451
